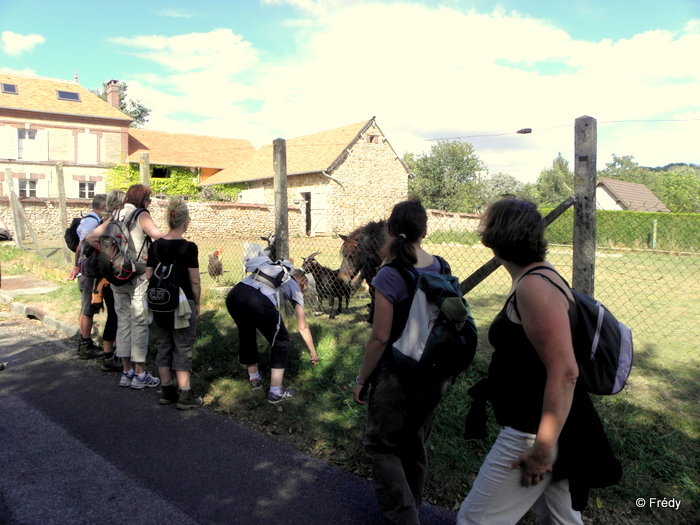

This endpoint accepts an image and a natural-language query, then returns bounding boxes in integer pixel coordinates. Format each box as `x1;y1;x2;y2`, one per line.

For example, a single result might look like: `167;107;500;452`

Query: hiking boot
267;387;297;404
119;369;135;387
100;353;122;371
159;384;179;405
250;378;263;391
77;338;102;359
176;389;203;410
130;371;160;389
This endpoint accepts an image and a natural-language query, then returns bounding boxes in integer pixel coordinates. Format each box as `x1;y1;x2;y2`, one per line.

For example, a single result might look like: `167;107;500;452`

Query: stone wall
0;198;478;246
426;209;481;234
0;198;302;242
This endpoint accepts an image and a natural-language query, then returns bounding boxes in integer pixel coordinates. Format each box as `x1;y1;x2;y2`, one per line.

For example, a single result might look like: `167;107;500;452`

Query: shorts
79;276;102;316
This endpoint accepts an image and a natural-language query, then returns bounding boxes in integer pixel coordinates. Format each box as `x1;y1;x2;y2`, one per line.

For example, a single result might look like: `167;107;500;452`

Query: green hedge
542;208;700;253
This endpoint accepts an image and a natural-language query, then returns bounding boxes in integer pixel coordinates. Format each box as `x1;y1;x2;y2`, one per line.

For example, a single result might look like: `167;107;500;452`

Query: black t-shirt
146;238;199;301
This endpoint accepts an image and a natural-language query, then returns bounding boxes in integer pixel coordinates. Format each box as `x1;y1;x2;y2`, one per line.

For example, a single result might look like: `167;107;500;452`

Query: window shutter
35;130;49;161
0;126;18;160
77;132;98;165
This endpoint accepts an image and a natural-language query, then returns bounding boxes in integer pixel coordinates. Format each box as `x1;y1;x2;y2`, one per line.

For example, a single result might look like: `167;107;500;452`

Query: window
18;180;37;198
18;129;37;159
79;182;96;199
56;90;81;102
1;83;18;94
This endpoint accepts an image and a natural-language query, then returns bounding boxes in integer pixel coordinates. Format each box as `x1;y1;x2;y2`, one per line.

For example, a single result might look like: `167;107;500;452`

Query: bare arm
138;212;163;241
510;274;579;487
353;291;393;405
188;267;201;317
294;303;318;364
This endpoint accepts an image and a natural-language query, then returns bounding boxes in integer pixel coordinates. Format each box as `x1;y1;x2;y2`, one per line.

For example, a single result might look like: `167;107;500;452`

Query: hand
352;382;368;405
67;266;80;280
309;352;320;365
509;442;554;487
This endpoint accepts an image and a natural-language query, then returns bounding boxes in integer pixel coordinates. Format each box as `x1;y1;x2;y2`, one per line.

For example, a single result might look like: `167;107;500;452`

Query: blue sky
1;0;698;182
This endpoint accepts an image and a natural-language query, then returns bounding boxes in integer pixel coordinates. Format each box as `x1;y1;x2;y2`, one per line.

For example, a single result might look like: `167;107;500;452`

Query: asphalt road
0;310;456;525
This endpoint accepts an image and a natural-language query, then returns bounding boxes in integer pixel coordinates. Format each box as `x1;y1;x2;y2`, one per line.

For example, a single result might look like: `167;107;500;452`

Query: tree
534;153;574;206
91;81;151;128
404;140;486;212
654;165;700;213
598;154;654;186
481;172;524;205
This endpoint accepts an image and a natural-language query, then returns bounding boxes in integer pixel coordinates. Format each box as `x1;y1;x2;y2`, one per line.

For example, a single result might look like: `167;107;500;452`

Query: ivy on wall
105;164;140;191
104;164;243;202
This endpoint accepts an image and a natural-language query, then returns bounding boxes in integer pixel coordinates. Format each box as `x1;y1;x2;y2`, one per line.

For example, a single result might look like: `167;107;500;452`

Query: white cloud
1;31;45;56
156;9;196;18
116;5;700;182
260;0;347;17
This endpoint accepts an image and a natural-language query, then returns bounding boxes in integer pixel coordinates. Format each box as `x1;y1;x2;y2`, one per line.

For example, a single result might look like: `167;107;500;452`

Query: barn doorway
301;192;311;236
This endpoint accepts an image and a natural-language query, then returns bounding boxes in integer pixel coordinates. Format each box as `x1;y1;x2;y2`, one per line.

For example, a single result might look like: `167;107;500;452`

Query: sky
1;0;698;183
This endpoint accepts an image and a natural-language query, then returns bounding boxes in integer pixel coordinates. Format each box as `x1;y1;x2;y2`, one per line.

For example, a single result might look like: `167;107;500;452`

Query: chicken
207;246;224;282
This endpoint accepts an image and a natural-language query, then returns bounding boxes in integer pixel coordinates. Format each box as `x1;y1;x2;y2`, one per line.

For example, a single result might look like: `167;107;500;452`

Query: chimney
106;80;120;109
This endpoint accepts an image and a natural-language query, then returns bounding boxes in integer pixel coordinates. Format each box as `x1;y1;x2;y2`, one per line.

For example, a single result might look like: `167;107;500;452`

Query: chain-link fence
201;205;699;417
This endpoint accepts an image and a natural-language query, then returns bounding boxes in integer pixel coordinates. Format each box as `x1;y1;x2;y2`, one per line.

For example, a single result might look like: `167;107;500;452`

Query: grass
2;238;699;524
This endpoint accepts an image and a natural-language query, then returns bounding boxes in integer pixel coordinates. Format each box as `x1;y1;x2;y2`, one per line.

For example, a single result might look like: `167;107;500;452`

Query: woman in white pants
458;197;583;525
88;184;163;389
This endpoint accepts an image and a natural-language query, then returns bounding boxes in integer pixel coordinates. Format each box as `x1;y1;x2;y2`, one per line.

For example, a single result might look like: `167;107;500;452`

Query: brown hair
124;184;152;209
479;197;548;266
292;269;308;293
381;198;427;266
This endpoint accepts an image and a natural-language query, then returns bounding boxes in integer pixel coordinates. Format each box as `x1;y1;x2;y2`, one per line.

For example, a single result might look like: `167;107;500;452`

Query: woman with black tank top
457;197;585;524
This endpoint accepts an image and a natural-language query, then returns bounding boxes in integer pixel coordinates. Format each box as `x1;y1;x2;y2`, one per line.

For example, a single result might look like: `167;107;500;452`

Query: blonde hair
105;189;125;214
167;197;190;230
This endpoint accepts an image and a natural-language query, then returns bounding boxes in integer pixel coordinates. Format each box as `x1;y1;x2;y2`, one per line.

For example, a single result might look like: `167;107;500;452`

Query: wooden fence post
273;138;289;261
573;115;597;296
140;152;150;186
6;168;24;248
56;162;72;263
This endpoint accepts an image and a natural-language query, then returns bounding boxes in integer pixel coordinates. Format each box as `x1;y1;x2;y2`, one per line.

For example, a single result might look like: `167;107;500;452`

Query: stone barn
200;118;410;236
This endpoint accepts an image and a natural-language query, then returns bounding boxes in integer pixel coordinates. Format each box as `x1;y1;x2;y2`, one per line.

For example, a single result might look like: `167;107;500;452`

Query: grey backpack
518;266;633;395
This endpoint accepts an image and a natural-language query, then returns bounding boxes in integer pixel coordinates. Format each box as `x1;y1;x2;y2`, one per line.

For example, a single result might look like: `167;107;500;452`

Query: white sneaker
119;369;134;387
130;371;161;390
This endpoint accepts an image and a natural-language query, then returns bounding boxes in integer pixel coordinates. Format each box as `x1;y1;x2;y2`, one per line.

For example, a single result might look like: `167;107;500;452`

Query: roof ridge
0;70;86;86
129;128;251;142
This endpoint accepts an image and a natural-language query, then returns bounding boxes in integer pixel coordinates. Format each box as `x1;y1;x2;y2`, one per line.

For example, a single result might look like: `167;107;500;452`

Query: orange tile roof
0;72;132;122
128;129;255;170
201;119;373;186
597;177;670;212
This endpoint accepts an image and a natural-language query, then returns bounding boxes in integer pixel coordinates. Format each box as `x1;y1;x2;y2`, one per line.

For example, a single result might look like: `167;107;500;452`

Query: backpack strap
124;208;149;259
512;265;574;320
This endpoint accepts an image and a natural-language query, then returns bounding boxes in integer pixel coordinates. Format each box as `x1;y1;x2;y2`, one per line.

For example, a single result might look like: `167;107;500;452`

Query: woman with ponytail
145;197;202;410
352;198;453;525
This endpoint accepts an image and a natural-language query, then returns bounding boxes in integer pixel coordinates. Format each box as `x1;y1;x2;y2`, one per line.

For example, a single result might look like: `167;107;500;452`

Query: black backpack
65;213;100;253
517;266;633;395
64;216;82;252
97;209;148;286
146;242;188;313
388;257;478;386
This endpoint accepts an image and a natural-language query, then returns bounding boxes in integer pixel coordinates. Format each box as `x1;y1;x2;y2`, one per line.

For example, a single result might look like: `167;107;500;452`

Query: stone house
596;177;670;212
0;73;132;199
201;117;410;236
